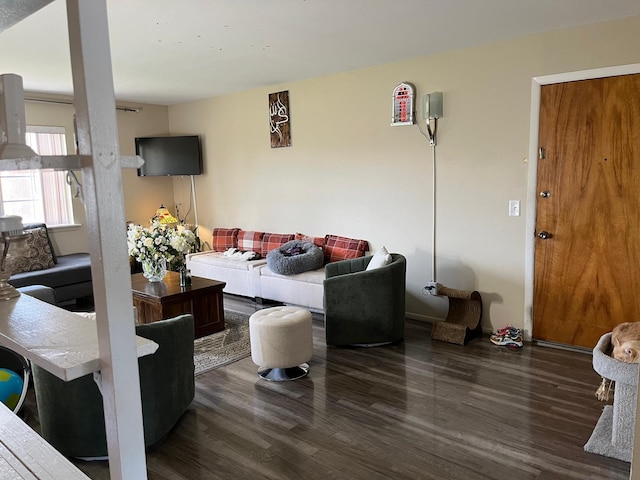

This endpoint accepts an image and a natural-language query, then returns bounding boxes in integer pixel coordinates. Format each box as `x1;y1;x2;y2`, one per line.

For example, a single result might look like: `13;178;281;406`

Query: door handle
539;190;551;198
537;231;552;240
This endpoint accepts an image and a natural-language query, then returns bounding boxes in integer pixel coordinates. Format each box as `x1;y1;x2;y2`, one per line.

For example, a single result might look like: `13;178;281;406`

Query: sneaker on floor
490;332;523;348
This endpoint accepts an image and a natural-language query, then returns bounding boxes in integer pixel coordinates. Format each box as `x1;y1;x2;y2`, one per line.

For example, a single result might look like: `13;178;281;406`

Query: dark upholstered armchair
323;253;406;346
32;313;195;458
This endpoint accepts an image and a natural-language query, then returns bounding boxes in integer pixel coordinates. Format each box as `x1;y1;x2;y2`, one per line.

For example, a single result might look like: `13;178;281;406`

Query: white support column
65;1;147;479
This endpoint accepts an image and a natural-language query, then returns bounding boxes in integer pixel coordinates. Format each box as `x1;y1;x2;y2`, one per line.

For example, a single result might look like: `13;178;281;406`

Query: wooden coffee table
131;271;226;338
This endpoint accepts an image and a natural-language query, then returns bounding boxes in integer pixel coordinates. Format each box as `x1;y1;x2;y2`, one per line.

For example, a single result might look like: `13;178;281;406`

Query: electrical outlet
424;281;441;296
509;200;520;217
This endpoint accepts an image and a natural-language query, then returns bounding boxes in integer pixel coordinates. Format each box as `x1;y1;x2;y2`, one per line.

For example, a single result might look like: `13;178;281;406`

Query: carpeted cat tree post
584;332;638;462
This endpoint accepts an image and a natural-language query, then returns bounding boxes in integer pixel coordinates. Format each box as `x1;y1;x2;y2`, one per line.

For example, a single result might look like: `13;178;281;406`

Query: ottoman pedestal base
258;363;310;381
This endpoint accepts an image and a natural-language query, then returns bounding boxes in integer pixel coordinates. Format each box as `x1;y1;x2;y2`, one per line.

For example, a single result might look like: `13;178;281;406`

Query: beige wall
24;99;172;255
167;16;640;330
22;15;640;330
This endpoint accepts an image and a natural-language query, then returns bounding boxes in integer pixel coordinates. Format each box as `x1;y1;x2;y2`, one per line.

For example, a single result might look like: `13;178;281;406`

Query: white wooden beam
0;154;143;171
65;1;147;478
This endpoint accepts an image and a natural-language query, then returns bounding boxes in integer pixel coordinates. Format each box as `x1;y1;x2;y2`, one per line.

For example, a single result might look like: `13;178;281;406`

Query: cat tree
584;332;638;463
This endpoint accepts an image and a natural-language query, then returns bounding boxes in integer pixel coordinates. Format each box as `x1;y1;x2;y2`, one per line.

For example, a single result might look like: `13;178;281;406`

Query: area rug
193;310;251;375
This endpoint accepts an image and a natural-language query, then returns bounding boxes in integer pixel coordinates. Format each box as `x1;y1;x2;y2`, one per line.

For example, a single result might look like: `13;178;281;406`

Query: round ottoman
249;306;313;381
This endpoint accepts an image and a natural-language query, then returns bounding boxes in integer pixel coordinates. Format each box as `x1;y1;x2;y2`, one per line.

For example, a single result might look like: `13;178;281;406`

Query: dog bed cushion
267;240;324;275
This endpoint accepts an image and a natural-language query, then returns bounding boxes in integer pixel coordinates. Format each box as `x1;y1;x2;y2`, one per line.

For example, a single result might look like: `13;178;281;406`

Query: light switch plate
509;200;520;217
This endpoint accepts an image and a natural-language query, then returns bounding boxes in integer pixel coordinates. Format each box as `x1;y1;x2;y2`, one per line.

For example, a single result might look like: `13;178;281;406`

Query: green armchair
323;253;406;346
32;313;195;458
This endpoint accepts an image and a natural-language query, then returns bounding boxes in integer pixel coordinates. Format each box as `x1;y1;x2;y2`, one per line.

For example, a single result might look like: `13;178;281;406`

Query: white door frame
524;62;640;480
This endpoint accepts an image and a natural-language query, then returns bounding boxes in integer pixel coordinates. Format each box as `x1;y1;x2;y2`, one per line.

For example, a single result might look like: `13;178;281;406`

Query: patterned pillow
324;234;369;263
23;222;57;264
211;228;240;252
237;230;264;252
7;227;55;274
260;232;295;257
294;232;324;248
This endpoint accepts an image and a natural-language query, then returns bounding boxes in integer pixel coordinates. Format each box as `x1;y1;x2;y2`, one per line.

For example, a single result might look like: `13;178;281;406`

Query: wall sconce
0;215;27;301
423;91;443;146
0;74;37;159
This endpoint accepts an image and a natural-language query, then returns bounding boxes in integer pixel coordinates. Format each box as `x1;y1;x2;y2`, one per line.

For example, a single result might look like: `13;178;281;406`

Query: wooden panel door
533;74;640;348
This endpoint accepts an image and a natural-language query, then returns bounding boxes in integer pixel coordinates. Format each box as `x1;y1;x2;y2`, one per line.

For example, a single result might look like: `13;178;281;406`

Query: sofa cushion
8;226;55;274
260;264;326;285
260;232;294;257
324;234;369;263
237;230;264;252
9;253;92;289
212;228;240;252
189;251;266;271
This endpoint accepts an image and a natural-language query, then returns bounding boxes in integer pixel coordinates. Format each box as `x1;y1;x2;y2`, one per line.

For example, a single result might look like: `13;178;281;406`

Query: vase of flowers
127;221;197;282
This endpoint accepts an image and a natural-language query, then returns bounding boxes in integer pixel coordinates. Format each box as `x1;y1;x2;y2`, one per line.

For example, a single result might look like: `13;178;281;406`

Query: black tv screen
136;135;202;176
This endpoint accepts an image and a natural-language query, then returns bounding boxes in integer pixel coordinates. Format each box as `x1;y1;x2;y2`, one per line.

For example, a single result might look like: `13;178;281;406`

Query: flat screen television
135;135;202;176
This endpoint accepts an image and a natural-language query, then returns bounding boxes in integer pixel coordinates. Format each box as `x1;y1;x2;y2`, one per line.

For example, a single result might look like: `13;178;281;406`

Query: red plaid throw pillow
237;230;264;252
260;232;294;257
211;228;239;252
324;234;369;263
295;232;324;248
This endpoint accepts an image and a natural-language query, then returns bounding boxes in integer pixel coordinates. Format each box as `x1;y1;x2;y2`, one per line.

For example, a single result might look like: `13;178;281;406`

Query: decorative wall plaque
269;90;291;148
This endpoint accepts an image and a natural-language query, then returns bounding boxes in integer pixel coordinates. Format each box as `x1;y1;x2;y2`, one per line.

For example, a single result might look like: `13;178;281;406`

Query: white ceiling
1;0;640;105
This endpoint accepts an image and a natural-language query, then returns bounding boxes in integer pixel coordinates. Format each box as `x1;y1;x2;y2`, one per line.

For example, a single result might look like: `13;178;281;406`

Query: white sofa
187;251;325;311
186;228;370;312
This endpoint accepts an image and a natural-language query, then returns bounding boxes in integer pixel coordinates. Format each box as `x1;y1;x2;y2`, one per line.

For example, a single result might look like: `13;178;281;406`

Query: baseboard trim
406;312;439;323
534;340;591;354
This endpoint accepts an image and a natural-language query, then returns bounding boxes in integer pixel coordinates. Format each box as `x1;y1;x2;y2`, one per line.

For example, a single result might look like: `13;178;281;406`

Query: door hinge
538;147;546;160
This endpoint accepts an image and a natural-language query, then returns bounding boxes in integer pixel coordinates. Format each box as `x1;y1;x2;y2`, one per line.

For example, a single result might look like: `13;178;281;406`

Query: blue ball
0;368;24;411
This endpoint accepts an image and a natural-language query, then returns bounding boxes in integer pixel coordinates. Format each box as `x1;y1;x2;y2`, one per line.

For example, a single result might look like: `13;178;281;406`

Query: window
0;126;74;226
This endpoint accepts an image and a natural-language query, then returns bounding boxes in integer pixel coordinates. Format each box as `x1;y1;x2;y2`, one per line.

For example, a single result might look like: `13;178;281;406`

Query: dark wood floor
31;296;631;479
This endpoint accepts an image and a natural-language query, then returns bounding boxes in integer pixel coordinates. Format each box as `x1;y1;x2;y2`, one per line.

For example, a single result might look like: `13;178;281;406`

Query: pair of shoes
490;333;523;348
490;325;523;348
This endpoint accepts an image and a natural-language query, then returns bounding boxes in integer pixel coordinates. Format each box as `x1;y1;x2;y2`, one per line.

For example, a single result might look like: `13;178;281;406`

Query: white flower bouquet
127;221;197;271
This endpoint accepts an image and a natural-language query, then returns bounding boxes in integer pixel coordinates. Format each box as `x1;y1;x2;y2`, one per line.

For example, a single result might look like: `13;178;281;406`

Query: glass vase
141;257;167;282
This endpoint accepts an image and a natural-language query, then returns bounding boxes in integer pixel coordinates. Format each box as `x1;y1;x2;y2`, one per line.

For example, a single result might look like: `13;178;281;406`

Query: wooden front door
533;74;640;349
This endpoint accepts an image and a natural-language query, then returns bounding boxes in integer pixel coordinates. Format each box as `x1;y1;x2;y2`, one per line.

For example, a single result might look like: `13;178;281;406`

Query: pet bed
584;332;638;462
266;240;323;275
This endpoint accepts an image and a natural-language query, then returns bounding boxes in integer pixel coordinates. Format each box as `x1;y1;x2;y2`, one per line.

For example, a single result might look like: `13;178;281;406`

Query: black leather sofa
8;223;92;304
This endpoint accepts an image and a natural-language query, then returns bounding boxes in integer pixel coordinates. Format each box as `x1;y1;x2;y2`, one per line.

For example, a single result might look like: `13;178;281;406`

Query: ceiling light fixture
0;74;38;160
